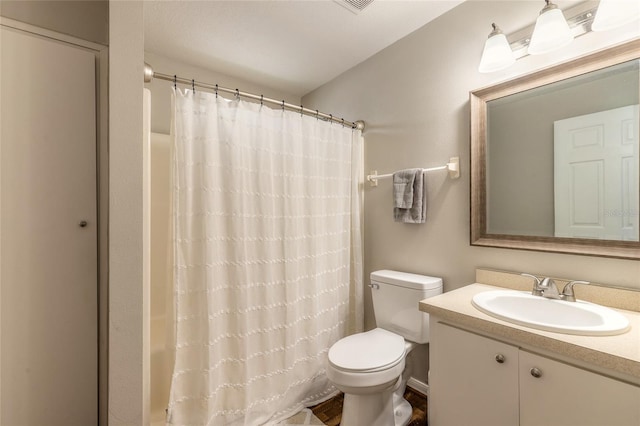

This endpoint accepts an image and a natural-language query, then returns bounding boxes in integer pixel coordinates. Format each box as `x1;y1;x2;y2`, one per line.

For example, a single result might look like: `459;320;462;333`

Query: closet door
1;27;98;425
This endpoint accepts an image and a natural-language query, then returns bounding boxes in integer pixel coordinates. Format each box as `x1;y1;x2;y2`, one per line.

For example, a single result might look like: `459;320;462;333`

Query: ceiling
144;0;464;97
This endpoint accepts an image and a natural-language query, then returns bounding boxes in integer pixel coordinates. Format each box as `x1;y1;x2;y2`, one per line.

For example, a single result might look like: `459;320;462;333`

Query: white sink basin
472;290;630;336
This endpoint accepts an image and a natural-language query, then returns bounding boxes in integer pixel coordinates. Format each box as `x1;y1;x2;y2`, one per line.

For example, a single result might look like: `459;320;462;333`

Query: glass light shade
478;30;515;73
528;7;574;55
592;0;640;32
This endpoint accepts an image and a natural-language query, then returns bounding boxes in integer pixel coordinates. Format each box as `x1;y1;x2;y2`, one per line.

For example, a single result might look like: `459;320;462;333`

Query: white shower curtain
167;88;363;426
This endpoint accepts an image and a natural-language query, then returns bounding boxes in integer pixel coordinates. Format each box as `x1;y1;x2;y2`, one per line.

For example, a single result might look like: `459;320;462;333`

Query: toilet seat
328;328;405;373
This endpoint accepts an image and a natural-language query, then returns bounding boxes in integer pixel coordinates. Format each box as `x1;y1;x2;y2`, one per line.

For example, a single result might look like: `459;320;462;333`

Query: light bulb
478;24;515;73
528;1;574;55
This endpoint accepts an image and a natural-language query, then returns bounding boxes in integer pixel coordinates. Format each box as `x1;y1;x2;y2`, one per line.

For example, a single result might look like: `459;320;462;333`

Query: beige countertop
420;283;640;382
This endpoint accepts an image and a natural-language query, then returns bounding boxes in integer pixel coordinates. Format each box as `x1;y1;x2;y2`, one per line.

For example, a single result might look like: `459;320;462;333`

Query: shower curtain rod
144;63;365;131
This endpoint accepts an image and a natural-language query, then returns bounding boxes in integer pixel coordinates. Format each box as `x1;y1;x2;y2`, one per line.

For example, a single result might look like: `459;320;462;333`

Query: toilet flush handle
368;283;380;290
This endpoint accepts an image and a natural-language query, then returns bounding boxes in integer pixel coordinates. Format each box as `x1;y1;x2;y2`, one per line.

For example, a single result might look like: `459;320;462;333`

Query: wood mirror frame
470;38;640;260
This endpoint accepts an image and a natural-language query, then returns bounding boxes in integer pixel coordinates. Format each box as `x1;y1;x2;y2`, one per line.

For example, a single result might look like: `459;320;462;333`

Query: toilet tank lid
370;270;443;290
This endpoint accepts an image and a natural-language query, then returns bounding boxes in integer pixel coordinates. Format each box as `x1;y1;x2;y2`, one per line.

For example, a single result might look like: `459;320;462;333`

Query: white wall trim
109;1;146;424
407;376;429;396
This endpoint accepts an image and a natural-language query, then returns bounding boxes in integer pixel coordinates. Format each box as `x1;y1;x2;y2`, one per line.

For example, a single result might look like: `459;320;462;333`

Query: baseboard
407;377;429;396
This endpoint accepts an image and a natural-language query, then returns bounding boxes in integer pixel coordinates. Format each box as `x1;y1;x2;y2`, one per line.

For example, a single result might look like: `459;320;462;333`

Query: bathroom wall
0;0;108;45
302;0;640;335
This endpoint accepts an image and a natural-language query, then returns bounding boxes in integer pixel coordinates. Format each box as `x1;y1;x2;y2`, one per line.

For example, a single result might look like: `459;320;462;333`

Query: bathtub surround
168;89;363;424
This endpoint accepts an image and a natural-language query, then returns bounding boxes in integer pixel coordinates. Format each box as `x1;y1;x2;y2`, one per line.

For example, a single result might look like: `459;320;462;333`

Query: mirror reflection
486;59;639;242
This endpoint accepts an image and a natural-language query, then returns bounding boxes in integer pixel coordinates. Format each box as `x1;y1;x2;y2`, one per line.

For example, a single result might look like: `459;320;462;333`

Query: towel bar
367;156;460;187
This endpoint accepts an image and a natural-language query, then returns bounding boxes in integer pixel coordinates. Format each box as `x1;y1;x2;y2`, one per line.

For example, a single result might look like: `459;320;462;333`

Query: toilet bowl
327;328;409;426
326;270;443;426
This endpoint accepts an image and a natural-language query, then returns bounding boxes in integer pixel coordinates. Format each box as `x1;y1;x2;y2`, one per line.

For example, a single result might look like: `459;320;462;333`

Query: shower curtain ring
173;75;177;90
329;114;333;124
282;100;285;111
260;95;264;106
235;88;240;99
215;84;218;98
300;105;303;117
341;118;345;127
192;79;195;93
315;110;319;120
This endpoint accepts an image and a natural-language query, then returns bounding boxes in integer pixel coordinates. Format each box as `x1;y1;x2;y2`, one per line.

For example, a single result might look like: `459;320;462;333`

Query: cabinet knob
530;367;543;378
495;354;506;364
79;220;88;228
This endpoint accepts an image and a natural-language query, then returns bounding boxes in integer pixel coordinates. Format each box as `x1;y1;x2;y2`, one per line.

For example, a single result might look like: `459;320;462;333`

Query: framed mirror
471;39;640;259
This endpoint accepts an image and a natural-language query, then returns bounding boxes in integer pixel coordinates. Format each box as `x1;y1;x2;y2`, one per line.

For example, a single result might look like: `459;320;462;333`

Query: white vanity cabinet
430;320;640;426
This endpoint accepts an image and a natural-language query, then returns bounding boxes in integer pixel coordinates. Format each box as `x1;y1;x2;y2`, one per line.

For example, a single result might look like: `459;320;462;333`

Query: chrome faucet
521;273;589;302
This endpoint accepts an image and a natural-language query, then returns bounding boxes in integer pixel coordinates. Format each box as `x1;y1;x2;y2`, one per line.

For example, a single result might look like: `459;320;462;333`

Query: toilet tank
370;270;443;344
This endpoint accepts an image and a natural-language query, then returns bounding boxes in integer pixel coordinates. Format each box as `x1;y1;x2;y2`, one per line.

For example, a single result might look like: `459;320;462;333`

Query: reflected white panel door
554;105;639;240
1;27;98;424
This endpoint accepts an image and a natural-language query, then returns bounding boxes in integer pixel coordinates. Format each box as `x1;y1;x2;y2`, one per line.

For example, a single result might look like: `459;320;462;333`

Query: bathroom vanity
420;270;640;426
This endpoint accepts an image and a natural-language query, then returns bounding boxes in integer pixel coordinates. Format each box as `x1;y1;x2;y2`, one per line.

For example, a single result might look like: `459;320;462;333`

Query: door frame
0;17;109;425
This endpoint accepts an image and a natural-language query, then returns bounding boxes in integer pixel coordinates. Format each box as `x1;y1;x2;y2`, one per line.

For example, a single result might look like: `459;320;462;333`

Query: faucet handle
561;280;590;302
521;273;543;296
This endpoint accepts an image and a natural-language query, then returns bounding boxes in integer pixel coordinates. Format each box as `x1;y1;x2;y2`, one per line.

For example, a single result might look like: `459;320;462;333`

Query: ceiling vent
334;0;375;14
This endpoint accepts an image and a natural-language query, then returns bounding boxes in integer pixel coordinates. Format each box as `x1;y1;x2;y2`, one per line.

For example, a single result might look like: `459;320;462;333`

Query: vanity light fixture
528;0;574;55
478;23;516;73
478;0;640;73
592;0;640;32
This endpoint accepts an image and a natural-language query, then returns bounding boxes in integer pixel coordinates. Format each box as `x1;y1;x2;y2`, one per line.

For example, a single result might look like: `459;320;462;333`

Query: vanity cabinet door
430;321;519;426
519;350;640;426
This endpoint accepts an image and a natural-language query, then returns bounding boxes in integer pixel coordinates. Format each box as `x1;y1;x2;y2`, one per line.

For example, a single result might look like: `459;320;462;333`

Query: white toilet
326;270;442;426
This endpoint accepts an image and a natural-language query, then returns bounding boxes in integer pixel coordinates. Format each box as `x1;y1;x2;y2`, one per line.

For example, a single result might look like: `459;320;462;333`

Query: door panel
520;350;640;426
554;105;639;240
429;321;519;426
1;27;98;425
